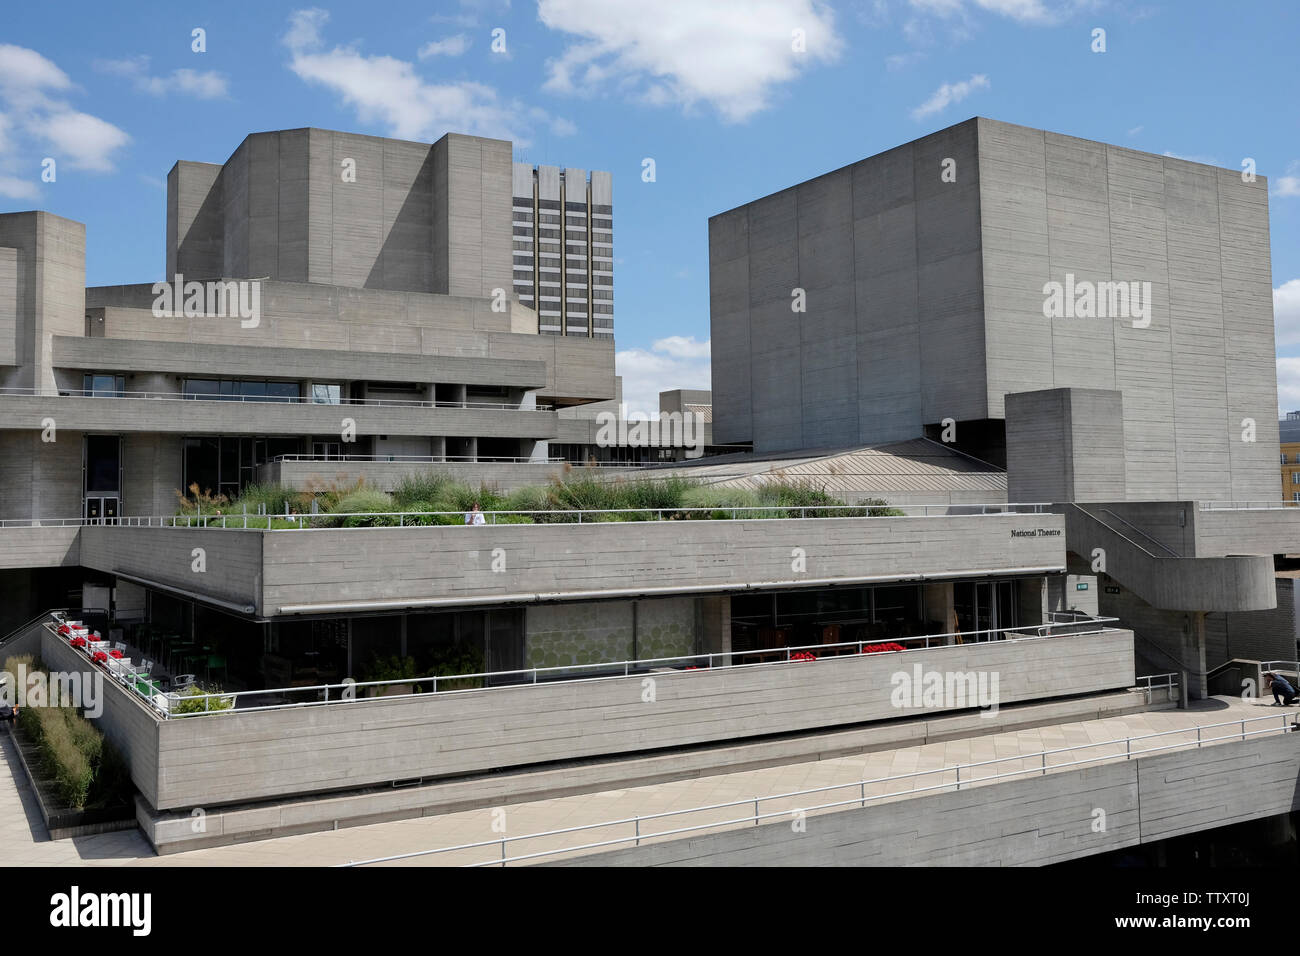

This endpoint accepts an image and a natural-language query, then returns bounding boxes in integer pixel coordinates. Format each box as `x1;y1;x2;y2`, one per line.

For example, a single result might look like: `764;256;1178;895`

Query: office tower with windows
512;163;613;338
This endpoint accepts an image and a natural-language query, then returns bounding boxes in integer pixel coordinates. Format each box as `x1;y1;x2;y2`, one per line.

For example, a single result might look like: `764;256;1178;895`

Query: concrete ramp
1064;504;1274;612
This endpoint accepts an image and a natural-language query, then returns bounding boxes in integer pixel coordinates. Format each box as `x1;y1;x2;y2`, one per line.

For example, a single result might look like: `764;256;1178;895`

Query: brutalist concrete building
0;120;1295;860
708;116;1292;692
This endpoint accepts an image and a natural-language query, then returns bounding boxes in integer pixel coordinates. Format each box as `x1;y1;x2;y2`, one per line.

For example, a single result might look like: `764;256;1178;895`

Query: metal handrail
1199;501;1300;511
338;711;1296;867
0;386;551;412
45;617;1121;718
268;454;568;464
0;502;1056;528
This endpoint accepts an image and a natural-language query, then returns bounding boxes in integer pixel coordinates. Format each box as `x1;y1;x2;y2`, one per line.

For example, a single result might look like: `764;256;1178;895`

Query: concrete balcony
0;394;558;439
39;621;1133;813
0;524;80;569
76;511;1066;615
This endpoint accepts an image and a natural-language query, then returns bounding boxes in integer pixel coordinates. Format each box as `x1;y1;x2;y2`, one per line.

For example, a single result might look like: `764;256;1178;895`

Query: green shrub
392;472;459;507
170;685;235;715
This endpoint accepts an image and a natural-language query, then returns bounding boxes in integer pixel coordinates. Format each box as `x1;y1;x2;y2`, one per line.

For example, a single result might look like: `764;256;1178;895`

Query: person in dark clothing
1265;672;1299;705
0;704;18;725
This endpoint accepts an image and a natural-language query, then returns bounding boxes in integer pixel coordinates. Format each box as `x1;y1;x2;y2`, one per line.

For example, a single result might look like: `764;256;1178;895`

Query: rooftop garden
173;471;903;527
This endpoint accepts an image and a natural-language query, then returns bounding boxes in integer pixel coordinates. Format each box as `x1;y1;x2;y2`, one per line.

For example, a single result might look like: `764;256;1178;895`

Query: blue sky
1;0;1297;415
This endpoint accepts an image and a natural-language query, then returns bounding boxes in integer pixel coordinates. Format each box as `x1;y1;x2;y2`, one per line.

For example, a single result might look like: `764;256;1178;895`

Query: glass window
312;383;342;404
266;381;298;402
184;379;219;399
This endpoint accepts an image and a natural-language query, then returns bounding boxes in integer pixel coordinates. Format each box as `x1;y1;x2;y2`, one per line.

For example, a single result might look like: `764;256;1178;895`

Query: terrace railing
0;386;551;412
336;711;1296;867
0;502;1055;529
44;615;1120;720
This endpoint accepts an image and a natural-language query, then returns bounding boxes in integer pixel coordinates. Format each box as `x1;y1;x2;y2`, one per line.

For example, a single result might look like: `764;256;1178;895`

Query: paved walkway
2;694;1289;867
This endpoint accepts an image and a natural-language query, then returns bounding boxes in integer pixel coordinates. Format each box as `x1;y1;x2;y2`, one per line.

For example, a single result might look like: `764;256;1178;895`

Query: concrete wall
1005;388;1126;502
53;335;547;390
40;630;162;809
710;118;1280;504
258;512;1067;614
0;430;83;519
125;627;1131;810
0;211;86;393
0;395;557;441
261;460;641;494
81;284;615;403
166;161;224;279
979;119;1279;502
164;128;514;298
1193;507;1300;557
78;525;262;614
709;119;985;451
555;722;1299;866
0;527;79;569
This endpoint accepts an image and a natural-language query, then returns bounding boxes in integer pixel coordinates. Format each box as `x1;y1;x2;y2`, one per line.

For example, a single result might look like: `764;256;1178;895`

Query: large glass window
311;383;342;404
183;378;301;402
83;374;124;397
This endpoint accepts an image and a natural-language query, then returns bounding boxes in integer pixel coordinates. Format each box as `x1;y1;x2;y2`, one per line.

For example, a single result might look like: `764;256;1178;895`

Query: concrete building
710;116;1278;503
708;117;1293;695
1;118;1295;865
1281;412;1300;503
511;162;613;338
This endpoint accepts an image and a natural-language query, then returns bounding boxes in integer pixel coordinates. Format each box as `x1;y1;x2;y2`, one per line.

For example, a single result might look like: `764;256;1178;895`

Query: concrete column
923;582;957;636
699;595;731;666
431;436;446;462
1184;611;1209;700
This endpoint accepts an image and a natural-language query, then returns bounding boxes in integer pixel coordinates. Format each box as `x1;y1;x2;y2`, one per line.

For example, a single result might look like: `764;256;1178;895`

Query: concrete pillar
923;582;957;637
699;595;731;666
1183;611;1209;700
431;436;446;462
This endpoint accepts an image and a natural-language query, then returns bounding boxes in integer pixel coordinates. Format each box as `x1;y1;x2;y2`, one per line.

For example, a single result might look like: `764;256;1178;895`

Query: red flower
69;636;87;648
92;651;108;663
109;649;124;659
861;642;907;654
790;651;817;662
58;624;70;635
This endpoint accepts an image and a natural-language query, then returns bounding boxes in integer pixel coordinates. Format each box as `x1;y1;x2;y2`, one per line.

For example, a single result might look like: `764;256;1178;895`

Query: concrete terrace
1;693;1285;867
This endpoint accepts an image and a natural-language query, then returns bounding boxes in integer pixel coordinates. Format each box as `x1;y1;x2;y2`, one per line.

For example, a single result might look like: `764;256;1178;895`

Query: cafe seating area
49;611;215;715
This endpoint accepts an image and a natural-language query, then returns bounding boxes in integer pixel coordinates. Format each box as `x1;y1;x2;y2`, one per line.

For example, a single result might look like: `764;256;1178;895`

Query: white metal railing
0;502;1055;529
1135;672;1180;704
268;454;656;468
338;712;1297;867
1198;500;1300;511
49;616;1121;719
0;386;550;412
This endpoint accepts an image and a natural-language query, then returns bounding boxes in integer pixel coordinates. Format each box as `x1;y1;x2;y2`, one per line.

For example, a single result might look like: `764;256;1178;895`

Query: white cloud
538;0;843;122
0;44;72;96
1276;280;1300;347
95;56;229;99
419;34;472;58
908;0;1069;25
616;338;712;418
0;44;129;185
654;335;710;358
885;51;926;70
39;109;130;172
1127;125;1143;136
0;173;40;201
1273;161;1300;198
283;8;528;142
910;73;988;120
1279;357;1300;415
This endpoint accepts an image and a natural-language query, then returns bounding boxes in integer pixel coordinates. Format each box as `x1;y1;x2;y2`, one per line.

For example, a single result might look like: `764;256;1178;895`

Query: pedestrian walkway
0;694;1286;867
